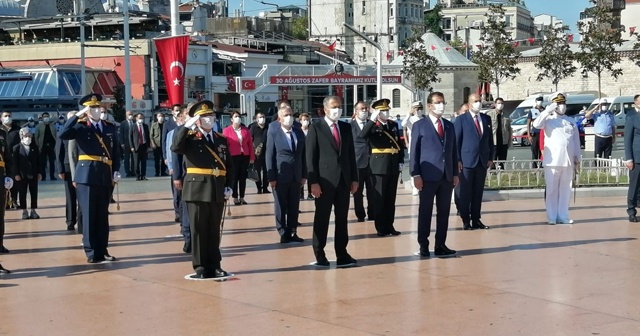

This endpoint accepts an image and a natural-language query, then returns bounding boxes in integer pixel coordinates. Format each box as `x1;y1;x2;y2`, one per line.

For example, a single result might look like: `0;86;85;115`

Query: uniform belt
371;148;399;154
186;167;227;176
0;161;4;168
78;155;112;166
595;134;613;138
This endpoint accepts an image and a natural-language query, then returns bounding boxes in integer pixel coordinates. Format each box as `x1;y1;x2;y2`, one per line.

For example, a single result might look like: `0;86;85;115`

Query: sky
221;0;591;33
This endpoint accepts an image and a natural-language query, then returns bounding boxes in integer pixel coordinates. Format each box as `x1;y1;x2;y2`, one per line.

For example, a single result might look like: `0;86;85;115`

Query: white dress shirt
324;116;341;141
233;126;244;153
281;126;297;151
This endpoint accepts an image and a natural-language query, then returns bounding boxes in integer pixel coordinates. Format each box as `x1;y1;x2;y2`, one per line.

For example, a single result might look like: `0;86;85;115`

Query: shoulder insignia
188;130;197;135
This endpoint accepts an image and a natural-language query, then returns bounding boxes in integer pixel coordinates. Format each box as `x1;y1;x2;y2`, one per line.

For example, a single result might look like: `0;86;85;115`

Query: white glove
409;115;420;124
224;187;232;200
4;177;13;190
113;171;121;183
544;103;557;114
184;115;200;129
370;110;380;122
399;163;404;171
76;106;90;118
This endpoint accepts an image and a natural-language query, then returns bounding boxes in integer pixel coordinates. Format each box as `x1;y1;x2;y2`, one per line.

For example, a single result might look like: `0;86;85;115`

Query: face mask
232;117;241;124
257;117;265;125
43;117;50;123
471;102;482;111
601;106;608;111
496;104;504;110
89;108;101;120
433;103;445;115
535;101;542;107
416;109;424;116
379;111;389;120
172;110;180;117
556;104;567;115
357;111;368;121
2;117;11;125
156;117;163;123
200;116;214;129
100;113;107;120
21;137;31;146
127;115;133;120
136;119;144;124
301;120;309;127
282;115;294;127
327;108;341;121
58;118;64;124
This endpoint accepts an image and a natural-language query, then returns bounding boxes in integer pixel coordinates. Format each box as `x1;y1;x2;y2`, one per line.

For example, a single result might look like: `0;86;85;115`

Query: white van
510;93;598;120
586;96;635;128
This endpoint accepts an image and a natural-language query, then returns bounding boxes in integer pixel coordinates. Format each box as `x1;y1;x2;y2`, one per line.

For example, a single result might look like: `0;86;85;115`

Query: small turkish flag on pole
630;26;636;35
430;45;437;51
567;34;574;42
527;38;535;44
328;41;336;51
513;41;519;47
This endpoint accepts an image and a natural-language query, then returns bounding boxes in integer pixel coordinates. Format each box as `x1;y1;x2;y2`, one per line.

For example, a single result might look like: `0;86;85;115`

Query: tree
111;85;126;122
424;5;444;39
449;36;466;55
470;4;521;99
576;0;624;99
629;31;640;68
291;16;308;40
401;32;441;98
535;25;577;91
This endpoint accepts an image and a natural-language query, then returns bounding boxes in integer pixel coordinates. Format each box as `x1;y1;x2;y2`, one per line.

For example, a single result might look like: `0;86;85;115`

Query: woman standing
223;112;255;205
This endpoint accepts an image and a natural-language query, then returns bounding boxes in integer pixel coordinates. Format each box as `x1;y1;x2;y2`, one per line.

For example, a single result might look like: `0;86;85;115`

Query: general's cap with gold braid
189;100;215;117
79;94;103;107
371;98;391;111
550;92;566;104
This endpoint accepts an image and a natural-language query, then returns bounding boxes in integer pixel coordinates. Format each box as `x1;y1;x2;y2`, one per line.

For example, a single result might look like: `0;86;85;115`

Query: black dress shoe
67;224;75;231
174;216;181;223
110;199;116;204
462;220;473;230
183;242;192;254
262;188;271;194
290;234;304;243
314;256;330;267
257;189;263;194
103;254;117;261
0;246;9;253
0;263;11;274
434;245;457;257
337;256;357;267
87;257;103;264
377;232;390;237
240;199;248;205
629;215;638;223
136;177;141;181
214;268;229;278
142;176;148;181
280;235;292;244
357;218;365;222
471;221;490;229
419;245;430;258
389;230;401;236
190;272;213;279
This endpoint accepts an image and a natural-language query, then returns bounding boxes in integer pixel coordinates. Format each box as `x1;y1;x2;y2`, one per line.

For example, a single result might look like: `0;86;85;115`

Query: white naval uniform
532;106;581;223
402;114;421;196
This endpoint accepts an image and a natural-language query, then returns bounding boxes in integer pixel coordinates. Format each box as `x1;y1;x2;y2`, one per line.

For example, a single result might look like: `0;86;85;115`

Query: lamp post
78;1;86;96
342;22;382;100
123;0;132;111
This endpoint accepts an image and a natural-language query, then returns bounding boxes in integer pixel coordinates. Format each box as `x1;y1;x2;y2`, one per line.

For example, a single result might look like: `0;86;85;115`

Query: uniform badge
213;167;220;176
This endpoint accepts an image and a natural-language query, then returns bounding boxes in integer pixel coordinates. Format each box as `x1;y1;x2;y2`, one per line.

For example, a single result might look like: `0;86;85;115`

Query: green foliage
291;16;308;40
535;25;577;91
401;31;441;93
111;85;126;122
470;4;520;98
424;5;444;38
575;0;624;97
448;36;466;55
629;32;640;68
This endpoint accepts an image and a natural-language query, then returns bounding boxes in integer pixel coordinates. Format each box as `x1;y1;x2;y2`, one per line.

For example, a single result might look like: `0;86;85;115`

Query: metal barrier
486;157;629;189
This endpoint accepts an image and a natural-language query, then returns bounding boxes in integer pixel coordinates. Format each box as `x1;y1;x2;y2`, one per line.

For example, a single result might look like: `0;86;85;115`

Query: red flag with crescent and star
154;35;190;105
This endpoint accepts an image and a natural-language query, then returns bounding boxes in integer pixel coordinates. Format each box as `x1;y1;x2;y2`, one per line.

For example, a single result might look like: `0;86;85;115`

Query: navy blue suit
410;116;457;247
162;118;181;219
454;112;495;222
59;116;121;259
266;125;307;237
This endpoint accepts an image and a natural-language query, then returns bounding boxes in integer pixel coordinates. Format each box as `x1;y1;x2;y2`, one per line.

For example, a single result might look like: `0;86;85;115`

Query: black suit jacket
130;123;150;151
120;120;134;148
350;120;371;169
305;118;358;188
360;119;404;175
12;143;40;179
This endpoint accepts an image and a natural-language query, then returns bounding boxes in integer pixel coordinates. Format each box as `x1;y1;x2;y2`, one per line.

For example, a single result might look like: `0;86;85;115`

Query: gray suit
350;119;374;221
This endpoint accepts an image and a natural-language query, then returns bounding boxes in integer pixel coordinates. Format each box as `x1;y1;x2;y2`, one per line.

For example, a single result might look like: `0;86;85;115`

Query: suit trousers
16;178;38;209
254;154;268;190
186;201;223;273
494;143;509;168
544;166;573;222
371;173;400;234
64;173;77;226
531;133;542;168
312;179;350;260
458;164;487;221
170;178;182;219
353;167;374;220
231;155;250;198
133;144;148;177
418;178;453;247
40;144;56;179
0;186;5;248
274;181;301;236
627;163;640;216
594;136;613;159
153;147;167;176
76;184;111;259
123;146;133;175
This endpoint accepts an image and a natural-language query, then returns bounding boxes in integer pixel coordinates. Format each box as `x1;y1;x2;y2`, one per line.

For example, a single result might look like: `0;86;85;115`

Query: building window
442;17;452;30
443;33;452;41
362;46;366;59
463;87;471;103
362;26;366;32
389;27;394;42
505;15;513;26
362;0;366;14
392;89;401;108
389;4;393;17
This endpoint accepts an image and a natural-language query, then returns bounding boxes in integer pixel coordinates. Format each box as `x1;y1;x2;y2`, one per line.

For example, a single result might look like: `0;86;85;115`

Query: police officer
171;100;234;279
59;94;121;263
360;98;404;236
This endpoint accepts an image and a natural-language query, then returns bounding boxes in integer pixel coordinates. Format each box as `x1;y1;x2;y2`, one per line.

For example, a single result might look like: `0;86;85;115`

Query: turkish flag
431;45;437;51
527;38;535;44
328;41;336;51
630;26;636;35
281;86;289;101
227;76;236;92
154;35;190;105
513;41;520;47
335;85;344;98
567;34;574;42
242;79;256;91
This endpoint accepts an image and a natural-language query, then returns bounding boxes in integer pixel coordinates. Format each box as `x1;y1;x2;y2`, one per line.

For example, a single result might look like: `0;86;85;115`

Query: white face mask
200;116;214;128
556;104;567;115
327;108;342;121
43;117;50;123
2;116;11;125
89;108;101;121
601;105;608;111
471;102;482;111
357;111;368;121
28;121;34;126
535;101;542;107
257;117;265;125
127;115;133;120
100;113;107;120
232;116;241;124
433;103;445;115
301;120;309;127
21;137;31;146
379;111;389;120
416;109;424;116
282;115;294;127
172;110;180;117
136;119;144;124
496;103;504;110
158;116;164;123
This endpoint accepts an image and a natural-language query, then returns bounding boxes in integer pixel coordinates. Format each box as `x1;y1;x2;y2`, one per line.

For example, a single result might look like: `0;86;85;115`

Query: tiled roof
389;32;477;67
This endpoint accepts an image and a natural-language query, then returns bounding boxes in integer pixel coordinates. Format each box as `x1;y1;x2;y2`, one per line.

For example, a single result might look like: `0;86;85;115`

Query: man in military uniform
59;94;121;263
0;121;13;261
360;98;404;236
171;100;234;279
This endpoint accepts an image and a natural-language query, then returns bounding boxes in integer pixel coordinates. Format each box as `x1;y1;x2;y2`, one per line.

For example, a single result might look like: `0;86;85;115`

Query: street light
342;22;382;100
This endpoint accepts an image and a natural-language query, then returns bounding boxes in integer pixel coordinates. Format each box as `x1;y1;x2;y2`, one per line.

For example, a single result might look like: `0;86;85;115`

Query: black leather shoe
462;220;473;230
376;232;390;237
337;256;357;267
67;224;75;231
471;221;490;229
262;188;270;194
190;272;213;279
214;268;229;278
110;198;116;204
0;263;11;274
103;254;117;261
257;189;263;194
183;242;191;253
419;245;430;258
389;229;401;236
174;216;181;223
290;234;304;243
0;246;9;253
87;257;103;264
280;235;292;244
434;245;457;257
314;256;330;267
357;218;365;222
629;215;638;223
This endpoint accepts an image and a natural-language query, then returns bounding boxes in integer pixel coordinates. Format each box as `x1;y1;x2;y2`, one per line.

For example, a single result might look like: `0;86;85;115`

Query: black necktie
206;133;213;146
287;131;296;152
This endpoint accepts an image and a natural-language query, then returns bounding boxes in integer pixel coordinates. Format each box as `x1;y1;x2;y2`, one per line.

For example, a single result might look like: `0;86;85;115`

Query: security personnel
360;98;404;236
171;100;234;279
59;94;121;263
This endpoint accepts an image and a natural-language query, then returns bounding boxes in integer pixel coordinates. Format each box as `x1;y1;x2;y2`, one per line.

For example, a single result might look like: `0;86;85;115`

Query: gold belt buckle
101;157;108;163
213;167;220;176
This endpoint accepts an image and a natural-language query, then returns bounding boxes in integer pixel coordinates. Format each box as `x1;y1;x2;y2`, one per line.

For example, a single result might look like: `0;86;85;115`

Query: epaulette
187;130;197;136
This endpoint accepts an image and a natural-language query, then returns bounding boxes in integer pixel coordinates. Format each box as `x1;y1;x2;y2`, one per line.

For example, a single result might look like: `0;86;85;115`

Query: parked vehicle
586;96;635;128
511;116;530;146
511;92;599;121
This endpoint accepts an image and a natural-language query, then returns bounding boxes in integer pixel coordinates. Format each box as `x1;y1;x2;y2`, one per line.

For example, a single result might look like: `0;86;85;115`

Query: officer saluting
360;98;404;236
59;94;121;263
171;101;233;279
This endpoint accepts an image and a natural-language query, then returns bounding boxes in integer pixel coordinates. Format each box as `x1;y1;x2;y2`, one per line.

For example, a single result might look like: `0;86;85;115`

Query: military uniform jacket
360;120;404;175
171;126;234;204
58;116;121;186
0;128;13;179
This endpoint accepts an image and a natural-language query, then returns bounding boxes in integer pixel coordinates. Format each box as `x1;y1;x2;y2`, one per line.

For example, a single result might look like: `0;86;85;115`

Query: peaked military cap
79;94;103;107
371;98;391;111
189;100;215;117
550;92;566;104
411;101;423;108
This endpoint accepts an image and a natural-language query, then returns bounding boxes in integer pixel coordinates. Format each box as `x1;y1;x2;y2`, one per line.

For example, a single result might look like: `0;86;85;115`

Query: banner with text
269;75;402;85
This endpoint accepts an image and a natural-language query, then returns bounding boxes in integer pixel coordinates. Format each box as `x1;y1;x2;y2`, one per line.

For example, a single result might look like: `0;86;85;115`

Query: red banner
154;35;190;105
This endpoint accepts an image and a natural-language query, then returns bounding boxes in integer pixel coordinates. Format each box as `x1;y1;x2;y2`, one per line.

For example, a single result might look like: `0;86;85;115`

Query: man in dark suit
59;93;121;263
56;111;77;231
171;100;234;279
411;91;458;257
13;128;41;220
454;93;495;230
163;104;182;222
1;111;20;210
625;94;640;222
119;110;135;177
350;101;374;222
266;106;307;243
360;98;404;236
306;95;358;267
129;113;150;181
250;112;270;194
150;112;167;176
